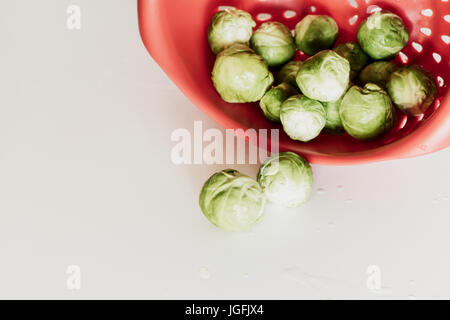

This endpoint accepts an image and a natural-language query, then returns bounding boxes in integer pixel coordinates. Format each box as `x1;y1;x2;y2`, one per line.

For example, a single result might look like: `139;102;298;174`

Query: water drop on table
337;185;344;192
199;267;211;280
317;188;325;195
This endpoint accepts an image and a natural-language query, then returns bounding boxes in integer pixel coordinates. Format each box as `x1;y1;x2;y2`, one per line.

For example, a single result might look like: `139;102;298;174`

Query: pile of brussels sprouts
201;8;438;232
209;8;437;142
200;152;313;232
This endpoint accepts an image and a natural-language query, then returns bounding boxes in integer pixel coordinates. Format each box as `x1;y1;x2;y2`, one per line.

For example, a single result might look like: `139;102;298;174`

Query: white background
0;1;449;299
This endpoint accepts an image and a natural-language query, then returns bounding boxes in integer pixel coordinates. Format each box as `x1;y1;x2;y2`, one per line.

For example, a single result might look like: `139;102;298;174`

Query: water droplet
419;144;428;151
337;185;344;192
199;267;211;280
317;188;325;195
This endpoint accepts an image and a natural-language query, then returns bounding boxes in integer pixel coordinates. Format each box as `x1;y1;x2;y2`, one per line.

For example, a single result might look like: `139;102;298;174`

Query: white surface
0;1;449;299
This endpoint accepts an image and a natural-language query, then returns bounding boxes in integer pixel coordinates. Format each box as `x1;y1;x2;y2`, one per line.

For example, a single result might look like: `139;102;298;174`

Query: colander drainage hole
432;53;442;63
284;10;296;19
437;76;444;87
421;9;433;17
412;42;423;52
348;0;358;8
217;5;235;11
399;116;408;129
349;15;358;25
398;52;409;64
420;27;432;36
257;13;272;22
367;5;382;14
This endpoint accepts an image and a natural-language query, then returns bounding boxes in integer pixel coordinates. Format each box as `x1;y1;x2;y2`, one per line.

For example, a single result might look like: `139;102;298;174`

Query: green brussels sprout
359;61;398;89
340;84;394;140
322;97;344;134
260;83;298;122
387;65;437;116
280;95;326;142
276;61;303;89
199;169;265;232
334;42;370;80
357;11;409;60
295;15;339;56
250;22;297;67
212;44;274;103
257;152;313;208
208;9;256;54
296;50;350;102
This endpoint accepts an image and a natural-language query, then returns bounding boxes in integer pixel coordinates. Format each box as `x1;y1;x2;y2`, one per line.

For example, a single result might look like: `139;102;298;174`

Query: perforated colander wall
212;0;448;148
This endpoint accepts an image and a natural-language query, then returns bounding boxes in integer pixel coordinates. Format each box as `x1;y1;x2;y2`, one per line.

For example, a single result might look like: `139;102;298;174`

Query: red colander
138;0;450;165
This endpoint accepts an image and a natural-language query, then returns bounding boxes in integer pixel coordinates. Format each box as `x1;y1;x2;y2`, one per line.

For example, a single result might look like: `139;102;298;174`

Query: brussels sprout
208;9;256;54
387;65;437;116
257;152;313;208
359;61;398;89
334;42;370;80
295;15;339;56
357;11;409;60
260;83;298;122
250;22;297;67
280;95;326;142
212;44;274;103
276;61;303;89
322;97;344;134
199;169;265;232
340;84;394;140
296;50;350;102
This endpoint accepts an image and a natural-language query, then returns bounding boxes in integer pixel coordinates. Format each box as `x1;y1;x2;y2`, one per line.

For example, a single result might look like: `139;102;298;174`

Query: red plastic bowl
138;0;450;165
